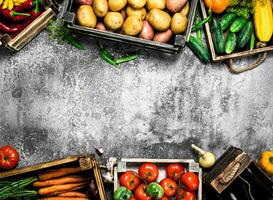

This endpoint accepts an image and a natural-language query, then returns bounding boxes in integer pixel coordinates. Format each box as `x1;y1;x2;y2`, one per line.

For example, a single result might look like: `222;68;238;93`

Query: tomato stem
269;157;273;164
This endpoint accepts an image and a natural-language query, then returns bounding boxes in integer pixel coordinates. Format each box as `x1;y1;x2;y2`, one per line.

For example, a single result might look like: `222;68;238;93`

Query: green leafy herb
227;0;253;19
46;19;85;50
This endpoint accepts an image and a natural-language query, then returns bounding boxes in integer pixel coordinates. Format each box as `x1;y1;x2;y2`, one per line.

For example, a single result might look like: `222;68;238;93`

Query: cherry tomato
120;171;141;191
138;163;159;183
160;196;170;200
166;163;185;181
204;0;229;14
160;178;177;197
176;188;195;200
135;184;152;200
181;172;199;191
0;145;19;170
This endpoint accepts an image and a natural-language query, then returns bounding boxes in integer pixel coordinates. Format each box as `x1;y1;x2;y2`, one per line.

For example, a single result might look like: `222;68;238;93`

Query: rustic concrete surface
0;29;273;197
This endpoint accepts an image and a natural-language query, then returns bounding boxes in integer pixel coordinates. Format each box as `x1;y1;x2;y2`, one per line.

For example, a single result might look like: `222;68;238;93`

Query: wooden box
0;0;57;51
114;158;202;200
204;146;273;199
0;154;107;200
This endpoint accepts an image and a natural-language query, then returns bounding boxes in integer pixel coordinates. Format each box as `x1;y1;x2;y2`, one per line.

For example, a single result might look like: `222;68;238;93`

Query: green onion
115;54;139;64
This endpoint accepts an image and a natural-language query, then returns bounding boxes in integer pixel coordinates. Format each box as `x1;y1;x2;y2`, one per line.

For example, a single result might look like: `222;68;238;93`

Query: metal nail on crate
113;158;202;200
62;0;198;54
0;0;58;51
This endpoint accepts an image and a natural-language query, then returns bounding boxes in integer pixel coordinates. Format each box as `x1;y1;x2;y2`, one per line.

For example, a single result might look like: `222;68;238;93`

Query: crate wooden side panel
200;0;273;61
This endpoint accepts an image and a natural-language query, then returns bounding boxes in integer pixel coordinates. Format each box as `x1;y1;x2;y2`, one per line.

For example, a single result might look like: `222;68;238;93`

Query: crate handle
219;162;241;184
227;42;267;74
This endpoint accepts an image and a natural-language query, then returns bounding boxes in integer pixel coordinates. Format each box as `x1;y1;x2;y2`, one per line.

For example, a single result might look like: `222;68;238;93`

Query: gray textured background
0;29;273;196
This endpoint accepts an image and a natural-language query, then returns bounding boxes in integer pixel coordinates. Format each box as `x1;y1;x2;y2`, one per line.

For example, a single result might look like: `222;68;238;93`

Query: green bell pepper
146;182;164;199
114;186;133;200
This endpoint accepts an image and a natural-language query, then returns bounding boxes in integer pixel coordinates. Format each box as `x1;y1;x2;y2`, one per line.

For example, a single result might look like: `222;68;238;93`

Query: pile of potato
76;0;190;43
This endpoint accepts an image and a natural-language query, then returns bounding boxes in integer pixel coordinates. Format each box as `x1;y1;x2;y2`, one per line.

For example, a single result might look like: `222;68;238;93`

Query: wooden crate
199;0;273;62
114;158;202;200
0;154;107;200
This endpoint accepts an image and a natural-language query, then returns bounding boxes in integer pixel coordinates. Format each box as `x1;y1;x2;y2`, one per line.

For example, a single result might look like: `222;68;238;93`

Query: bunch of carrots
34;167;97;200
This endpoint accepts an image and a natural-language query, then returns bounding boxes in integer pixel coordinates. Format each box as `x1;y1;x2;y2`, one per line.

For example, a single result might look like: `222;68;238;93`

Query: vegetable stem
191;9;212;32
191;144;205;155
115;54;139;64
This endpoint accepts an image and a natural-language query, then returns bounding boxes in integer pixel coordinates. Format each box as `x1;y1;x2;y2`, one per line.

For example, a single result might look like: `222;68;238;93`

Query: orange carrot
37;197;90;200
58;191;89;197
47;185;87;196
33;176;89;187
38;167;81;181
38;182;88;196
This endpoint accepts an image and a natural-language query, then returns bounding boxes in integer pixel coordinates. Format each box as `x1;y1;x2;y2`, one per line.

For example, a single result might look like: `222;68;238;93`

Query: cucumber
230;17;248;33
219;13;237;31
225;32;236;54
187;35;211;63
237;21;253;49
210;18;225;54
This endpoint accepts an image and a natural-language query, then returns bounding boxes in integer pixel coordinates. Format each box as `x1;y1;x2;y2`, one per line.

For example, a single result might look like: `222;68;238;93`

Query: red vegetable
0;145;19;170
134;184;151;200
0;7;30;22
138;163;159;183
119;171;141;191
176;188;195;200
0;21;21;33
181;172;199;191
166;164;185;181
159;178;177;197
13;0;41;12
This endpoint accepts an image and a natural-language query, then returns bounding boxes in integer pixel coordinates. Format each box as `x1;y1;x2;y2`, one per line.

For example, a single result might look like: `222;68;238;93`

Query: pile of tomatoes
115;163;199;200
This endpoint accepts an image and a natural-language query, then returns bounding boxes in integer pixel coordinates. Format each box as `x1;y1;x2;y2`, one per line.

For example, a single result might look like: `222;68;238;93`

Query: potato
108;0;127;11
180;1;189;16
126;6;147;20
146;0;165;10
77;0;93;6
147;8;171;31
153;29;172;43
128;0;146;8
96;22;107;31
77;5;97;28
104;12;124;31
93;0;108;17
139;20;154;40
122;16;143;36
166;0;187;13
171;13;188;34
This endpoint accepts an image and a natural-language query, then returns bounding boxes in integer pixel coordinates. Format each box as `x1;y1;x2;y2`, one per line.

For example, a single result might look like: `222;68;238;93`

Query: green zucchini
219;13;237;31
210;18;225;54
230;17;248;33
237;21;253;49
225;32;236;54
187;35;211;63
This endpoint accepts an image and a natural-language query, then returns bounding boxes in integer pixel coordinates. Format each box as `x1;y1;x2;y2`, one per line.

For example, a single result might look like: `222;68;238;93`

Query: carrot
37;197;90;200
58;191;89;197
38;167;81;181
33;176;89;187
47;185;87;196
38;182;88;196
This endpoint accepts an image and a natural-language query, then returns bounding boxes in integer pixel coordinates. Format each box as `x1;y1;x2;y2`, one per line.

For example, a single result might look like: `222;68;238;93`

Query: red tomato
176;188;195;200
181;172;199;191
166;163;185;181
161;196;170;200
160;178;177;197
0;145;19;170
138;163;159;183
119;171;141;191
135;184;152;200
130;197;137;200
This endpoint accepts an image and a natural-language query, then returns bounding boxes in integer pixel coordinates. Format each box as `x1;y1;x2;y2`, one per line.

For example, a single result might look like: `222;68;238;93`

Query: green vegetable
0;177;38;200
191;9;212;32
237;21;253;49
146;182;164;200
219;13;237;31
230;17;248;33
116;54;139;64
114;186;132;200
225;32;236;54
227;0;253;19
210;18;224;54
187;35;211;63
99;51;118;67
46;19;85;50
250;32;255;50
